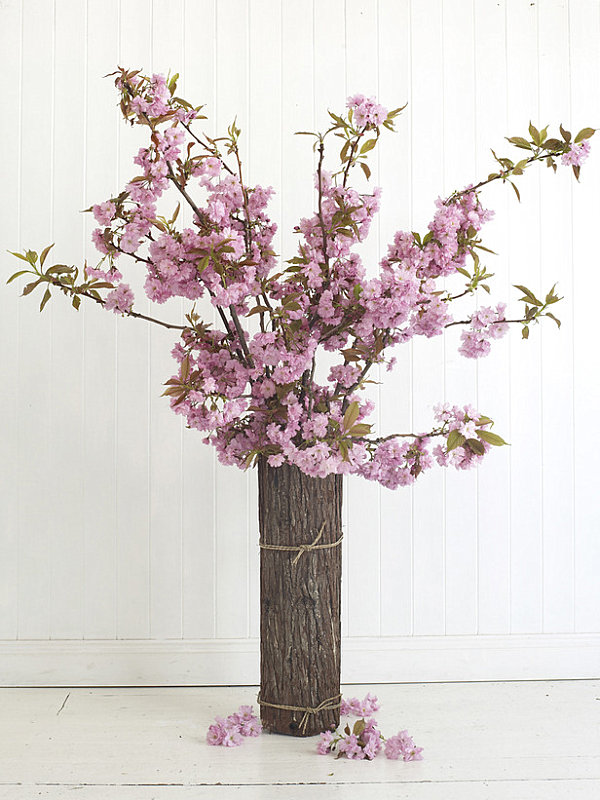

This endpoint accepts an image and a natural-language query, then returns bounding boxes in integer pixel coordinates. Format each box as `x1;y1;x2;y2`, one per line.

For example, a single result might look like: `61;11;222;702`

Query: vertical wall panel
0;0;22;640
50;0;87;639
506;0;544;634
1;0;599;680
538;0;575;634
16;0;55;639
571;0;600;633
474;0;512;635
83;0;120;640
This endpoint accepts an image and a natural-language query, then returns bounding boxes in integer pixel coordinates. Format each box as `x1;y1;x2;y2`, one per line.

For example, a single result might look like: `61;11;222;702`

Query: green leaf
197;255;210;273
353;719;366;737
360;161;371;180
343;401;360;432
446;429;466;452
509;180;521;202
574;127;595;143
514;285;542;306
476;430;509;446
387;104;407;119
72;295;81;311
507;136;532;150
545;311;561;328
8;250;30;263
246;305;270;316
339;440;350;462
22;279;42;296
360;138;377;154
180;356;191;381
39;287;52;312
170;203;181;225
522;325;530;339
528;122;541;145
349;423;372;437
466;438;486;455
46;265;73;275
559;124;571;143
39;243;55;267
6;269;30;284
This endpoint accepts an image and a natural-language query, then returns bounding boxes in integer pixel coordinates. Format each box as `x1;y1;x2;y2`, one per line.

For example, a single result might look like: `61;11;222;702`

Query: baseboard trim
1;634;599;686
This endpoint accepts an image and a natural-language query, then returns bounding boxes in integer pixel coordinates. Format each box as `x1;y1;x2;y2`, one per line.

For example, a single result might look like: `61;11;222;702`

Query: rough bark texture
258;457;343;737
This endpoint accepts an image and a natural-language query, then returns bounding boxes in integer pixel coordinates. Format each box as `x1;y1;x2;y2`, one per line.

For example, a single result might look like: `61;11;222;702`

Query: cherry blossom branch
233;145;252;254
366;429;446;444
445;316;524;329
164;161;254;367
180;121;236;176
166;162;212;229
48;278;187;331
446;153;542;202
342;131;364;188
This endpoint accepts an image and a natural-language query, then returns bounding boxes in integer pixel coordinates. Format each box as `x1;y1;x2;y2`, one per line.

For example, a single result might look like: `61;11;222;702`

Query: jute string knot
256;691;342;734
259;522;343;566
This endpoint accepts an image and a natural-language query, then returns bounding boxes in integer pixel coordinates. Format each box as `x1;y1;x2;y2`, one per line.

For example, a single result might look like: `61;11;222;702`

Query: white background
1;0;599;685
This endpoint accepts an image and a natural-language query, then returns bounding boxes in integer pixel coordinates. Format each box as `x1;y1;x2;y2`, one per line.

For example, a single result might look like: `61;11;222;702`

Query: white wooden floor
0;681;598;799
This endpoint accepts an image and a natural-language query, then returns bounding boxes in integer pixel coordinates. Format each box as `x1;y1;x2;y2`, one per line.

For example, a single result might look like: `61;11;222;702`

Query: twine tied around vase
259;522;343;566
256;691;342;734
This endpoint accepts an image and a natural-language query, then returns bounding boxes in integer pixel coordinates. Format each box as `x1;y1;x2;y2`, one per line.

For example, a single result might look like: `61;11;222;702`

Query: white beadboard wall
1;0;599;686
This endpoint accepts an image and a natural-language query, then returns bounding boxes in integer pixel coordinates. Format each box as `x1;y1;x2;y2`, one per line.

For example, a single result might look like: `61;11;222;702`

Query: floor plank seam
1;779;599;787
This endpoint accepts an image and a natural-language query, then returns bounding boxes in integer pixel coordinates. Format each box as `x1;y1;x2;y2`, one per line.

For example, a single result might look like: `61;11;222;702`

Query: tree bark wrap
258;457;343;736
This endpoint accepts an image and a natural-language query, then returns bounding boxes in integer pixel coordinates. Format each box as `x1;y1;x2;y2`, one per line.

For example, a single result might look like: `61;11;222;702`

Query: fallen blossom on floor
317;694;423;762
206;705;262;747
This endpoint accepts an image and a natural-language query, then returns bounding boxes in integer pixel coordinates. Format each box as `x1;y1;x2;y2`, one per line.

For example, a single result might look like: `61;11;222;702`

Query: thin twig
316;139;330;269
445;316;525;329
50;280;187;331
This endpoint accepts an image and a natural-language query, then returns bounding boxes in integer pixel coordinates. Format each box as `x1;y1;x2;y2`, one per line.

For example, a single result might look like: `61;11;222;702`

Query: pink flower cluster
340;693;380;716
346;94;388;128
385;730;424;761
104;283;134;314
432;403;492;470
360;438;434;490
458;303;508;359
317;694;423;762
206;705;262;747
322;719;383;760
561;140;591;167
